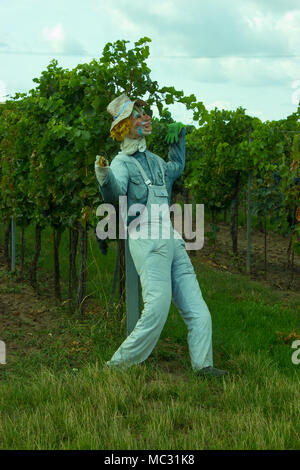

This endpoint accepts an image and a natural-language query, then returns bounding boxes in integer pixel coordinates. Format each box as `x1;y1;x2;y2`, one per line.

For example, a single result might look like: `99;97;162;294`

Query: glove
96;155;108;167
165;122;185;144
95;155;110;185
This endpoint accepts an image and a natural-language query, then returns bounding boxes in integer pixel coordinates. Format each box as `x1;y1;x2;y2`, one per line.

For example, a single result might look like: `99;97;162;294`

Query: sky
0;0;300;124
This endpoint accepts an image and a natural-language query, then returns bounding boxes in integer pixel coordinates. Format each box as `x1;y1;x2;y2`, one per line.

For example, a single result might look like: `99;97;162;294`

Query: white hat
107;93;148;131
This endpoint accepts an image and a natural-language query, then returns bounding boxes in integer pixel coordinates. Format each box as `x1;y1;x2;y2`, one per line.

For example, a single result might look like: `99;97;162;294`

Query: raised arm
95;155;129;204
165;125;186;182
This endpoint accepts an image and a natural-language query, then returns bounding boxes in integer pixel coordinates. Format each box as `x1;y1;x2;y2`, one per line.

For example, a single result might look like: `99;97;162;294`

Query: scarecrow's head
107;93;152;142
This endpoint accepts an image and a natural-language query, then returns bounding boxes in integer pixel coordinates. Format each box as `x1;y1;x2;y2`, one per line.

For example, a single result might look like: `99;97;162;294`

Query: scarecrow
95;93;228;377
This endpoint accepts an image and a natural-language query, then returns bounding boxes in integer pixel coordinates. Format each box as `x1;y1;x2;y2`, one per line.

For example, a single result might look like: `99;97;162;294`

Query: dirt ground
196;219;300;293
0;222;299;365
0;256;60;362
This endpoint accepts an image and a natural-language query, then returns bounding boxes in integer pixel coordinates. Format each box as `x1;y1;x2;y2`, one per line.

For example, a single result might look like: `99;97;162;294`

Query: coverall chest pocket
152;187;168;198
128;175;147;202
148;186;169;207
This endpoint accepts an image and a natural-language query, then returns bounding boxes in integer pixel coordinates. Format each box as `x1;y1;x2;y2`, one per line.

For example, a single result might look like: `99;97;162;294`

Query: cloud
250;0;300;13
94;0;297;57
219;57;300;87
291;80;300;105
147;0;182;23
150;53;300;89
0;80;7;102
93;1;159;50
207;100;232;111
42;24;64;43
0;0;298;123
89;0;300;90
41;23;86;55
246;109;263;118
275;10;300;52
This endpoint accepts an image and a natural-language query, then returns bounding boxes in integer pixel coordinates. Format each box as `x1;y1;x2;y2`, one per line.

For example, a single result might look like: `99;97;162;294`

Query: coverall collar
120;135;147;155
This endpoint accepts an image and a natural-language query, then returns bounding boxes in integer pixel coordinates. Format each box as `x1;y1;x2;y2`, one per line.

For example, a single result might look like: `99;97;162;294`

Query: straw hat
107;93;148;131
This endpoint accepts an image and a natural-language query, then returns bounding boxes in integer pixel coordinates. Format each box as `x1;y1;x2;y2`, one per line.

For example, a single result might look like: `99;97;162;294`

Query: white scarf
120;135;147;155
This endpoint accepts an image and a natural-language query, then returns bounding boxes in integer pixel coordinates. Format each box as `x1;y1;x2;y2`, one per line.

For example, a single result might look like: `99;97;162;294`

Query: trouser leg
171;237;213;370
106;237;173;368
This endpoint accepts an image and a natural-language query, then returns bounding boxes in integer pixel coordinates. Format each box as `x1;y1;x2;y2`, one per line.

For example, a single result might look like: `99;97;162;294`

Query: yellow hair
110;117;131;142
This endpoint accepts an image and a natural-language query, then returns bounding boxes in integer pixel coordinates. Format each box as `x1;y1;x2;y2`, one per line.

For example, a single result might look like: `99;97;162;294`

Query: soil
195;219;300;293
0;256;61;364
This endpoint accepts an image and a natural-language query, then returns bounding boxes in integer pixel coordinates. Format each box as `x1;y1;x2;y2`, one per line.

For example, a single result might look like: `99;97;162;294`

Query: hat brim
110;98;149;131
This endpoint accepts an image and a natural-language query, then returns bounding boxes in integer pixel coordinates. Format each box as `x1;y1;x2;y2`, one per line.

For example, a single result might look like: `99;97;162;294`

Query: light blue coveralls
97;129;213;370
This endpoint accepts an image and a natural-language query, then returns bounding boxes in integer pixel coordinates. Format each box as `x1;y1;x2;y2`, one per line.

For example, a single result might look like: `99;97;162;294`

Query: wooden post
246;170;252;274
11;216;16;272
125;238;140;336
246;130;252;274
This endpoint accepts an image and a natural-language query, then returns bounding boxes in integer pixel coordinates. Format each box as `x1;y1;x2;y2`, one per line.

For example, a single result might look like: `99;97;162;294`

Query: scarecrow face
128;105;152;139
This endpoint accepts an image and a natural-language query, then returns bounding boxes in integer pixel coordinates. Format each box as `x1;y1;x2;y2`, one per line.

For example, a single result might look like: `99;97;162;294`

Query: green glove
165;122;185;144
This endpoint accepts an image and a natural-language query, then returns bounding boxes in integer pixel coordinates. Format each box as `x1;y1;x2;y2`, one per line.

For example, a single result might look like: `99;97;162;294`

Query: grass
0;358;299;449
0;221;299;449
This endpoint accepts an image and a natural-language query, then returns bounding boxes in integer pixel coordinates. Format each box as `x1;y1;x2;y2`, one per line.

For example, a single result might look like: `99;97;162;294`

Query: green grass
0;359;299;450
0;221;299;449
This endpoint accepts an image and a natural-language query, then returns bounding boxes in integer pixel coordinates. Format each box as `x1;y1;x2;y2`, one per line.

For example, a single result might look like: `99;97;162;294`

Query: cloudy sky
0;0;300;123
